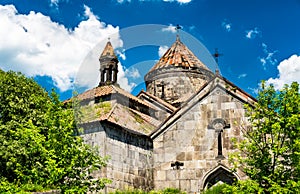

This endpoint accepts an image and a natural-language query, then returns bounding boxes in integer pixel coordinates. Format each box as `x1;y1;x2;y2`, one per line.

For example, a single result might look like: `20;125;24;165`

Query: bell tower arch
99;40;119;86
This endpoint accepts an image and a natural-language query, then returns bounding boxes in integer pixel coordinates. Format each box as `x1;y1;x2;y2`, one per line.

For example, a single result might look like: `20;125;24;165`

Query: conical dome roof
100;41;117;57
148;36;210;73
144;36;215;107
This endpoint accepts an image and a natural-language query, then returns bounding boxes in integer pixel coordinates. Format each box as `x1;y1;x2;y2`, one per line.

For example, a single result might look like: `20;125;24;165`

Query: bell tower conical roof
100;40;117;57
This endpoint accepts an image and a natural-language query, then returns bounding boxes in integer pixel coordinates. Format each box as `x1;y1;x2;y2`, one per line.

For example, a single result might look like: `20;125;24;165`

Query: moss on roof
79;101;112;123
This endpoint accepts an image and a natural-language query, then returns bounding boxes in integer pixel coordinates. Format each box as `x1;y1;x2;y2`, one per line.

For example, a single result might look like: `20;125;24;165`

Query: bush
110;188;186;194
0;70;109;192
202;184;227;194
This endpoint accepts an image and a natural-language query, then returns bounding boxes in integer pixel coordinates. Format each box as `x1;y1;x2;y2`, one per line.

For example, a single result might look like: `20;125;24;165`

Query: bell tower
99;40;119;86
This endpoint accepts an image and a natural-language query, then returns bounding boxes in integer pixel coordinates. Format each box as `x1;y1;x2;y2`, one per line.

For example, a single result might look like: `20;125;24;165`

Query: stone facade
82;121;153;192
75;38;256;193
151;78;251;192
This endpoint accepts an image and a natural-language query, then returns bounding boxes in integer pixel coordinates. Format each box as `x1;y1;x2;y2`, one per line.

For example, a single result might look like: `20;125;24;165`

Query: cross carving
208;118;230;159
171;161;184;170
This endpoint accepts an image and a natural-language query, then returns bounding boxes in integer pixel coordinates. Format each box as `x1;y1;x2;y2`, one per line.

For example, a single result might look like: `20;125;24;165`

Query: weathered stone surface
176;152;185;161
152;84;251;193
166;170;177;181
156;170;166;180
78;38;255;193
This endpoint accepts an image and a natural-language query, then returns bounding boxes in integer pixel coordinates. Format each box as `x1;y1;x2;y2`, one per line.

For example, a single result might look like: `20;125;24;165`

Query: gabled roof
137;90;177;112
147;36;211;73
150;75;257;139
69;84;163;135
71;85;151;108
100;41;116;57
80;103;160;136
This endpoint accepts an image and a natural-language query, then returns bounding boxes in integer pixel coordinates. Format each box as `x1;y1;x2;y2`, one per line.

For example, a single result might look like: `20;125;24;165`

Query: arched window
202;165;238;190
111;71;115;82
103;71;107;82
207;118;230;158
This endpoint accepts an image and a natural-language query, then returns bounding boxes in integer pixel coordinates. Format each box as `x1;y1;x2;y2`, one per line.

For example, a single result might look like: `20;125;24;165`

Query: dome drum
145;67;214;106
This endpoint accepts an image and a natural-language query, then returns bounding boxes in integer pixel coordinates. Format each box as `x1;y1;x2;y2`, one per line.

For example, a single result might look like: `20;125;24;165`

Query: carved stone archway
202;165;239;190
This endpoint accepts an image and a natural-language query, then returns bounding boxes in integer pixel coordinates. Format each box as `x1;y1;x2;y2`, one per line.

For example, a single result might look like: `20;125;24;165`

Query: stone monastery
74;35;256;193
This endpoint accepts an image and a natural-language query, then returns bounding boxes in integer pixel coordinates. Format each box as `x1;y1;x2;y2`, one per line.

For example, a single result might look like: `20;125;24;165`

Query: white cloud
259;43;278;69
125;67;141;79
83;5;96;19
163;0;192;3
158;45;169;57
222;20;232;32
248;87;259;95
116;0;132;3
50;0;59;6
0;4;135;92
162;24;177;33
118;63;137;91
188;25;195;31
245;27;260;39
238;73;247;79
115;49;126;60
117;0;191;3
49;0;67;8
266;54;300;90
177;0;192;3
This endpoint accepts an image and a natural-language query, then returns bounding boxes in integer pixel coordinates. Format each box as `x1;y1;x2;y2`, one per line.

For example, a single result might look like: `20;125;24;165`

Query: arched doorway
202;165;239;190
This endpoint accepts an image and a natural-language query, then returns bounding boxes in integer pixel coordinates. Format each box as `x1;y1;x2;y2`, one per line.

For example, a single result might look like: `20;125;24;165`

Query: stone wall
82;122;154;193
152;86;248;193
145;68;214;106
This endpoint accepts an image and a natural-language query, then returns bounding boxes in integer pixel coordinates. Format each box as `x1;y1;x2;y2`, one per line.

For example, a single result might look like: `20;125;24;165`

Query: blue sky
0;0;299;100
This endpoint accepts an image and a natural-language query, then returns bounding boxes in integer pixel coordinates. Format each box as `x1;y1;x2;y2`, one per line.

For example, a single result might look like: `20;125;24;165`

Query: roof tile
148;37;210;73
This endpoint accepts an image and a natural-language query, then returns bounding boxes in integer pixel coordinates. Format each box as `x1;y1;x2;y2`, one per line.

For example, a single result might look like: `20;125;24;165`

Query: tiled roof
106;104;160;135
148;36;210;73
137;90;177;112
68;84;162;136
100;41;116;57
73;85;150;107
81;103;160;135
72;85;113;101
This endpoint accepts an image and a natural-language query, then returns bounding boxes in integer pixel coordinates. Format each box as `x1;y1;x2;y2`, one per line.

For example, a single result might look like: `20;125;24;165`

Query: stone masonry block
186;152;193;160
184;120;195;130
165;152;176;162
185;160;196;169
166;170;177;181
179;180;191;191
190;180;199;193
179;170;195;180
167;180;179;188
154;181;165;190
153;141;163;149
154;153;165;163
176;152;185;161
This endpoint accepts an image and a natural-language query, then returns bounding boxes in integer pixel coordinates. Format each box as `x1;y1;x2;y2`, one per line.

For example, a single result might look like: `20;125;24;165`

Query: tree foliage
0;70;110;193
110;188;186;194
229;81;300;193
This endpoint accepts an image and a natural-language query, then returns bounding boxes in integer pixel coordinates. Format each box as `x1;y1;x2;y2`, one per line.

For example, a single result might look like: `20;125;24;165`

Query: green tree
229;81;300;193
0;70;110;193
